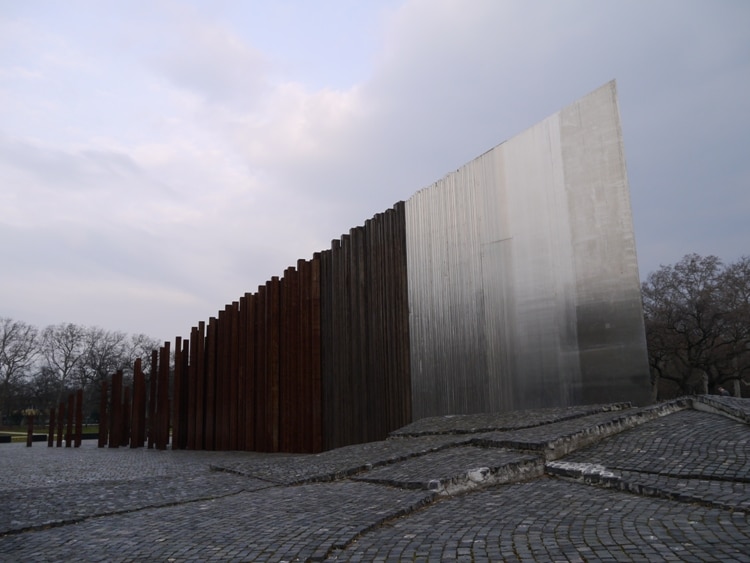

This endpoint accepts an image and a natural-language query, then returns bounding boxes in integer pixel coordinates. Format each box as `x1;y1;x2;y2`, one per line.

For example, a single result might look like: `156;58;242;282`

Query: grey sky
1;0;748;342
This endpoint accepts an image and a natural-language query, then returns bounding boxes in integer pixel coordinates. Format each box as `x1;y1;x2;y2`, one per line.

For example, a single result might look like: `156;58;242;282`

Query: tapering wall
405;81;651;419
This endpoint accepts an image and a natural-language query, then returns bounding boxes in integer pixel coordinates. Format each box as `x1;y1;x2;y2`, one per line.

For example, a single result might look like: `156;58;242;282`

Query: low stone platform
0;396;748;562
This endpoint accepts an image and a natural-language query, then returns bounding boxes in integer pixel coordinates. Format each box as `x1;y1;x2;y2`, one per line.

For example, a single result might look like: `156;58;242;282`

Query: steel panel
406;81;650;419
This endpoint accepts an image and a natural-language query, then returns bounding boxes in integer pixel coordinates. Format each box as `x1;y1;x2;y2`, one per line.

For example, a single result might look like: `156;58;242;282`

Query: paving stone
391;402;634;437
560;409;750;480
352;446;542;494
470;401;689;459
326;480;750;562
212;434;468;485
0;481;434;562
0;400;748;562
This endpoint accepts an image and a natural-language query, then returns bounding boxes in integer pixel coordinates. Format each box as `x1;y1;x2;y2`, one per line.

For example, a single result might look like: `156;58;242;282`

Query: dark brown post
26;413;33;447
195;322;206;450
280;266;300;452
148;350;157;449
122;386;131;447
48;408;55;447
110;370;123;448
229;301;240;450
217;309;228;450
65;394;74;447
57;401;65;447
172;336;184;449
98;381;108;448
205;318;217;450
311;253;323;453
181;340;190;446
75;389;83;447
156;342;170;449
131;358;145;448
255;285;267;451
238;296;248;451
267;276;281;452
187;327;198;449
244;294;256;451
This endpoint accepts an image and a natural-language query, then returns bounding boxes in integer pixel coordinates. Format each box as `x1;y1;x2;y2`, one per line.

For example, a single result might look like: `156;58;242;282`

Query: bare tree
123;333;162;376
78;328;129;389
41;323;88;406
0;318;39;422
642;254;750;398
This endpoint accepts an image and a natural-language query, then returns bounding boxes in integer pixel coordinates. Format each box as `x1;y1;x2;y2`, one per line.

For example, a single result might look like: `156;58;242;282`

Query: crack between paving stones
316;492;440;562
392;403;635;438
0;484;278;539
548;472;750;514
613;467;750;484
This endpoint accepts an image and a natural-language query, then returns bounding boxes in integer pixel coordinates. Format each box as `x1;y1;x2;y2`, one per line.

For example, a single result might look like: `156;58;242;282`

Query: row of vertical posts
90;203;412;453
319;203;412;451
169;253;323;453
98;351;172;449
38;389;84;448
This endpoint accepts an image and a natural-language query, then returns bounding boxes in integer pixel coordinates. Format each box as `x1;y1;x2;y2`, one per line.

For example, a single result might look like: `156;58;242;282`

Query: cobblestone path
1;397;747;562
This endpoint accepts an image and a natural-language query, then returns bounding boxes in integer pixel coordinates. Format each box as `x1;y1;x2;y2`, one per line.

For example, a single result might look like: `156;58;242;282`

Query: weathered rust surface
96;385;106;448
131;358;145;448
109;372;122;449
75;388;83;448
148;351;157;449
172;336;184;449
48;408;55;447
156;342;170;450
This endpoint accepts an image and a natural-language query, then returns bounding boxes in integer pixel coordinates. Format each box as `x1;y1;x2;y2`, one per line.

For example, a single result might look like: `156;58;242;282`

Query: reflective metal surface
406;81;651;419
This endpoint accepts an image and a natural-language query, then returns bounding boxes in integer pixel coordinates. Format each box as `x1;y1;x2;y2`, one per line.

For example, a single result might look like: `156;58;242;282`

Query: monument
101;80;652;453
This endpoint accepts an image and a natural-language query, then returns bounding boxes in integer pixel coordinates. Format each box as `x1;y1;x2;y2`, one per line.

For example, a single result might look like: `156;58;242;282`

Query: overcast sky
1;0;748;342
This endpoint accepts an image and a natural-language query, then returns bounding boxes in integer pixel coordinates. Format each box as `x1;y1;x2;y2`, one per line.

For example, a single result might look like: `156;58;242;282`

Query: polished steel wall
405;81;651;419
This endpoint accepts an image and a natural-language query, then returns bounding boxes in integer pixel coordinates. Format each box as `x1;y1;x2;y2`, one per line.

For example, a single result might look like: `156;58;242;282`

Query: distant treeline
642;254;750;399
0;319;159;425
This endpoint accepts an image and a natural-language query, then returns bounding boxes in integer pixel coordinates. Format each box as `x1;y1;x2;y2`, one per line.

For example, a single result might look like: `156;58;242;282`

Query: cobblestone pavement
1;397;748;562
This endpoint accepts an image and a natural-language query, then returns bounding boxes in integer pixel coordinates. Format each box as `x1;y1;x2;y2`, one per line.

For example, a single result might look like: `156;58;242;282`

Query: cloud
153;16;269;108
1;0;748;340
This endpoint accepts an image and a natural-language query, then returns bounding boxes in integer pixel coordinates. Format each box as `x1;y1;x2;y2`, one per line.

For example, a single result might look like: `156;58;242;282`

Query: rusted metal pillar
230;300;241;451
204;318;217;450
122;387;131;447
110;371;123;448
238;296;248;451
280;266;300;452
172;336;184;449
65;394;74;447
148;350;157;449
310;253;323;453
181;340;190;447
267;277;281;452
98;381;108;448
26;413;33;447
297;261;310;453
320;244;335;451
244;294;256;451
194;322;206;450
187;326;198;449
56;401;65;447
131;358;145;448
75;388;83;447
48;408;55;447
255;285;267;451
156;342;170;450
216;308;228;450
